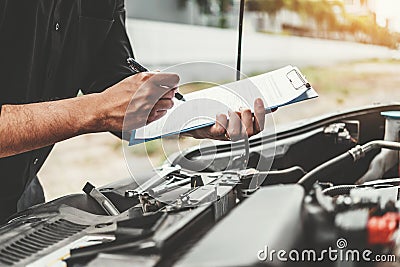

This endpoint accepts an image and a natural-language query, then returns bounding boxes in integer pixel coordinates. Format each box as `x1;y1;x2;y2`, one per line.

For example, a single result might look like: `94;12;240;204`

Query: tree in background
246;0;284;31
309;0;341;37
179;0;233;28
360;0;368;7
216;0;233;28
247;0;341;34
195;0;212;14
345;14;397;48
246;0;397;48
180;0;397;48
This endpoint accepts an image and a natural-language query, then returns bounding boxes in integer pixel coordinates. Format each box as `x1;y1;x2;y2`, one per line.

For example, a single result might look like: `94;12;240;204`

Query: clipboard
130;65;318;145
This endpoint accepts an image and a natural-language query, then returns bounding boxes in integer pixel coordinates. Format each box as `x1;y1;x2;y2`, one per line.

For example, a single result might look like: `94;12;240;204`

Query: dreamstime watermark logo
257;238;397;263
336;238;347;249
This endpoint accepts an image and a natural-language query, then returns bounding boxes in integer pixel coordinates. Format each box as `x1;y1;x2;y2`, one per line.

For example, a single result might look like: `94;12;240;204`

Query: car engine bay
1;104;400;266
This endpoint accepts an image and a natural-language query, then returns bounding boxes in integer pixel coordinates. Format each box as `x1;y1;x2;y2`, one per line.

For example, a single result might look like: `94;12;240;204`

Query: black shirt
0;0;134;220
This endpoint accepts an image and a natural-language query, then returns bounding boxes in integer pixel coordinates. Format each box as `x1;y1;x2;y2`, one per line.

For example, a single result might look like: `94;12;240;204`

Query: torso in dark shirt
0;0;134;221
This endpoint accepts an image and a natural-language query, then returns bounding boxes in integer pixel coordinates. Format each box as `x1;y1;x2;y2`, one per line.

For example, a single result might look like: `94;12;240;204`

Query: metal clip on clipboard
286;69;311;90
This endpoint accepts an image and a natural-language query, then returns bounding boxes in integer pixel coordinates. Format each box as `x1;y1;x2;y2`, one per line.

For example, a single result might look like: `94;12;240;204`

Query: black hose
297;152;354;192
297;141;400;192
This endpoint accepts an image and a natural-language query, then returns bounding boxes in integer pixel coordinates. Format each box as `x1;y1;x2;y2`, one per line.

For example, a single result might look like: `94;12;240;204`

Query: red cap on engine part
367;213;400;245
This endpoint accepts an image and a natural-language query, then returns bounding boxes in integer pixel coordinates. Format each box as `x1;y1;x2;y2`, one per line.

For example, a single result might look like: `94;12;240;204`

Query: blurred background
39;0;400;200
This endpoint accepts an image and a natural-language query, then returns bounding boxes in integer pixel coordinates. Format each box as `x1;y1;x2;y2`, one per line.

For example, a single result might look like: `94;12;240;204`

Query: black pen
126;57;186;102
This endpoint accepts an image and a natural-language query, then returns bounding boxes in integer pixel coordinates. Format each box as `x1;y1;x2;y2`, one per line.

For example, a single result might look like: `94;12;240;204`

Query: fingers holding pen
149;72;180;89
146;98;175;124
147;110;168;124
140;73;180;125
101;71;181;131
154;99;174;111
161;88;178;100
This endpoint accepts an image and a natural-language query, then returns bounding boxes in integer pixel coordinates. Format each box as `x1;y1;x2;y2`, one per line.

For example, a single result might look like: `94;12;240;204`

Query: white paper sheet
130;65;317;145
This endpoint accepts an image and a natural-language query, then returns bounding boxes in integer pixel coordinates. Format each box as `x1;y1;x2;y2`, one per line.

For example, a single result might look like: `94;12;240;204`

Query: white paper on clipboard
130;65;318;145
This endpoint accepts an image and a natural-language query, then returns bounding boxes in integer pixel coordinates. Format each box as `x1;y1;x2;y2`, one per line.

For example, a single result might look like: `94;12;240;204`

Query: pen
127;57;186;102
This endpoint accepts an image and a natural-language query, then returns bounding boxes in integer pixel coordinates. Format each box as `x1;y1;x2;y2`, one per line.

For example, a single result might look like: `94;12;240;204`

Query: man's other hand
187;98;269;141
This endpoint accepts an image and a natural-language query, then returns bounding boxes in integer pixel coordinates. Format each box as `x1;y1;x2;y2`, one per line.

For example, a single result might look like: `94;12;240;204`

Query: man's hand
0;72;179;158
186;98;267;141
97;72;180;132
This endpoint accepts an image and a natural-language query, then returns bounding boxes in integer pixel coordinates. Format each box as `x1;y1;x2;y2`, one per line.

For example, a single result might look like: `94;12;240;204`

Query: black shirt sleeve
0;1;7;116
83;0;135;94
0;1;7;29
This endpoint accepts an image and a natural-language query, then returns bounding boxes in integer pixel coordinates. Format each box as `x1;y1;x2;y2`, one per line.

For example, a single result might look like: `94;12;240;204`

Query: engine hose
297;140;400;192
297;151;354;191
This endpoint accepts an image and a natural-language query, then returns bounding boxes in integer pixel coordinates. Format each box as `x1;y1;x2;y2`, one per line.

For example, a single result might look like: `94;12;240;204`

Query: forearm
0;94;104;158
0;72;180;158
